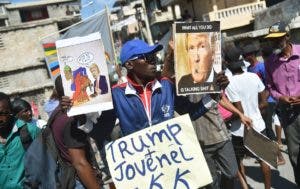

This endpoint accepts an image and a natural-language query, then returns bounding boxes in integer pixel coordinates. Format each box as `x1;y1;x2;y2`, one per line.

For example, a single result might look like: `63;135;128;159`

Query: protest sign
106;114;212;189
244;127;278;168
56;32;113;116
174;21;222;95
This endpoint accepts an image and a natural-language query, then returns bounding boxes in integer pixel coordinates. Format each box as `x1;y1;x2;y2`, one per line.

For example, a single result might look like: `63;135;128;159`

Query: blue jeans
75;179;85;189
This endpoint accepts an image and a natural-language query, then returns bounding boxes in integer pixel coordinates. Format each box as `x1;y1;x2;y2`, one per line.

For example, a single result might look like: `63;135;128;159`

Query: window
0;76;9;89
0;34;4;49
20;7;49;22
0;6;5;15
0;19;6;27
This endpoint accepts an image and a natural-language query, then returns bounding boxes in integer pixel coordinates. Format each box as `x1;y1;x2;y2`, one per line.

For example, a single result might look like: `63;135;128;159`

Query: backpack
23;110;76;189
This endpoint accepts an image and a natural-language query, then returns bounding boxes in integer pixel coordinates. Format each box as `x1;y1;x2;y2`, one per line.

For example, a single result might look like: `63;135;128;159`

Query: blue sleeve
71;82;76;91
162;78;209;121
174;95;208;121
259;63;267;85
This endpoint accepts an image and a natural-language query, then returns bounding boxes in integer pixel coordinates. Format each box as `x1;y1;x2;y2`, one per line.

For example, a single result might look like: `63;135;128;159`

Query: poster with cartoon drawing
174;21;222;95
56;32;113;116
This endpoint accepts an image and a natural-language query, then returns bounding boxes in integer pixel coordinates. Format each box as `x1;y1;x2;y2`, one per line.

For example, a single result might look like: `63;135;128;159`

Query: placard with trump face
174;21;221;95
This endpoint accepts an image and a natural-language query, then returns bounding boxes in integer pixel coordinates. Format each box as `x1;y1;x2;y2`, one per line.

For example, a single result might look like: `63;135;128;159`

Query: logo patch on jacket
161;105;170;117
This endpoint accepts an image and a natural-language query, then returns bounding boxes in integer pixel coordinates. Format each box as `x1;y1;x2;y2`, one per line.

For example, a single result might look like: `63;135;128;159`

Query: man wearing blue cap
60;39;231;188
112;39;219;136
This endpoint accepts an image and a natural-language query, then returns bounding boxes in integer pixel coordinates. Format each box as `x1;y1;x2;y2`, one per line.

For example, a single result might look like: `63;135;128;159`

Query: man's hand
168;39;174;51
216;71;229;90
279;96;294;105
60;96;73;112
240;114;252;129
290;96;300;106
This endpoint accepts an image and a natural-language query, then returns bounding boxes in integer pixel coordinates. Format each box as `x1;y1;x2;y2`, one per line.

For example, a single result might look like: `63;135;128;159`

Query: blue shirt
0;119;40;189
248;61;276;103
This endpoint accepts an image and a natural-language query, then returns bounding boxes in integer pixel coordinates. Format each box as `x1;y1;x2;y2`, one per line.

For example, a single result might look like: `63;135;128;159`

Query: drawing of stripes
49;61;60;76
43;43;56;50
45;50;56;56
46;54;58;63
43;43;57;56
51;68;60;76
43;42;60;80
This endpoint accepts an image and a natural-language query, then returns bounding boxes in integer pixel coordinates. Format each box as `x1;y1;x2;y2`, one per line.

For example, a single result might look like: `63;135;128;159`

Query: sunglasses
18;108;32;114
0;111;13;117
129;54;158;63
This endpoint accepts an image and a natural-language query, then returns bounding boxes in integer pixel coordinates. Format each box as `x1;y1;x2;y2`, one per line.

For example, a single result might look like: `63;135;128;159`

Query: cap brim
142;44;163;55
264;32;286;38
121;43;163;66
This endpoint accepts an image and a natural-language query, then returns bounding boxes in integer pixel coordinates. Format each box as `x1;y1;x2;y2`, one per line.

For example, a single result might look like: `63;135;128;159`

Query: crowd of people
0;21;299;189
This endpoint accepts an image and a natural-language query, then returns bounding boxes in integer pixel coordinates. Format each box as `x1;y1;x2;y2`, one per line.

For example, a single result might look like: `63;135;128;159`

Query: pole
105;6;118;66
141;0;153;45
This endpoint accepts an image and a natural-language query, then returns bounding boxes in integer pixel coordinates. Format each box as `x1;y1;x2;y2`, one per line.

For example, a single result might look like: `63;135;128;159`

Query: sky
80;0;116;18
10;0;116;18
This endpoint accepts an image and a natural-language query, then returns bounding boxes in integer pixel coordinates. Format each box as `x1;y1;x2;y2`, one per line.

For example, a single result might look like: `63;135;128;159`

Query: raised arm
68;147;101;189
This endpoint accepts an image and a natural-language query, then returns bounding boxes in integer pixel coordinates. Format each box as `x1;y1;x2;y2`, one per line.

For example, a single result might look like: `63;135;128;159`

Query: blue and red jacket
112;76;209;136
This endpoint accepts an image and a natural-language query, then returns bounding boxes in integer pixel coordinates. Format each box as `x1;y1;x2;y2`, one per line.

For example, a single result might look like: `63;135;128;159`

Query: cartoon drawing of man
89;63;108;97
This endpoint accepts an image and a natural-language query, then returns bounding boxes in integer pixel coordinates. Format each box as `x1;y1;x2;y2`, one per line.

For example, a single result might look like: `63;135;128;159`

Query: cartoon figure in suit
89;63;108;97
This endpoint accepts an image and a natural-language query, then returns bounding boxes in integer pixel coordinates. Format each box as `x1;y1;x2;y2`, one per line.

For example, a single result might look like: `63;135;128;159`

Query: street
235;137;298;189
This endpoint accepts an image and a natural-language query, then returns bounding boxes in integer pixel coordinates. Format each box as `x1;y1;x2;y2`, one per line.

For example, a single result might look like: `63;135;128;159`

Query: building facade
0;0;80;119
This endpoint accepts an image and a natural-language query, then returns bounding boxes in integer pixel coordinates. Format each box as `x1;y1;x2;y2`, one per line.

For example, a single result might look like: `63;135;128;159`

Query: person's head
242;44;259;65
0;92;14;130
55;75;64;100
11;98;32;122
224;46;244;74
64;65;72;80
261;45;273;62
264;21;290;55
120;39;163;84
89;63;100;79
185;33;214;83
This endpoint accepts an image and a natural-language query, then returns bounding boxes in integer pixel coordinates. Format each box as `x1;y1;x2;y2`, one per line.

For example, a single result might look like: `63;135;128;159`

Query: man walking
225;47;271;189
242;44;285;165
265;21;300;186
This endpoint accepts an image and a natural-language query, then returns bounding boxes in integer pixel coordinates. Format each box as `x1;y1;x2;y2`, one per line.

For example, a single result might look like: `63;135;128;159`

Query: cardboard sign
174;21;222;95
56;32;113;116
244;127;278;168
106;114;212;189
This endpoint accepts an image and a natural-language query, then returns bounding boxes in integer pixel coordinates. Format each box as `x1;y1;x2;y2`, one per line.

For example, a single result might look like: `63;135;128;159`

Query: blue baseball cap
120;39;163;65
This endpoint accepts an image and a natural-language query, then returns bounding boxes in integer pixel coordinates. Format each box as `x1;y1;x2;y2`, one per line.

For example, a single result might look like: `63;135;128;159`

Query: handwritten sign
106;114;212;189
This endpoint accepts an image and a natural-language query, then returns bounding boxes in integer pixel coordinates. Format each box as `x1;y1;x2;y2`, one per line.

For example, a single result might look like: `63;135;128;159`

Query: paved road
235;138;298;189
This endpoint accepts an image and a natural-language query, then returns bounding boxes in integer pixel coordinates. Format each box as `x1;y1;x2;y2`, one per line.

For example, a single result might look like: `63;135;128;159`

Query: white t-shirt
225;72;266;137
